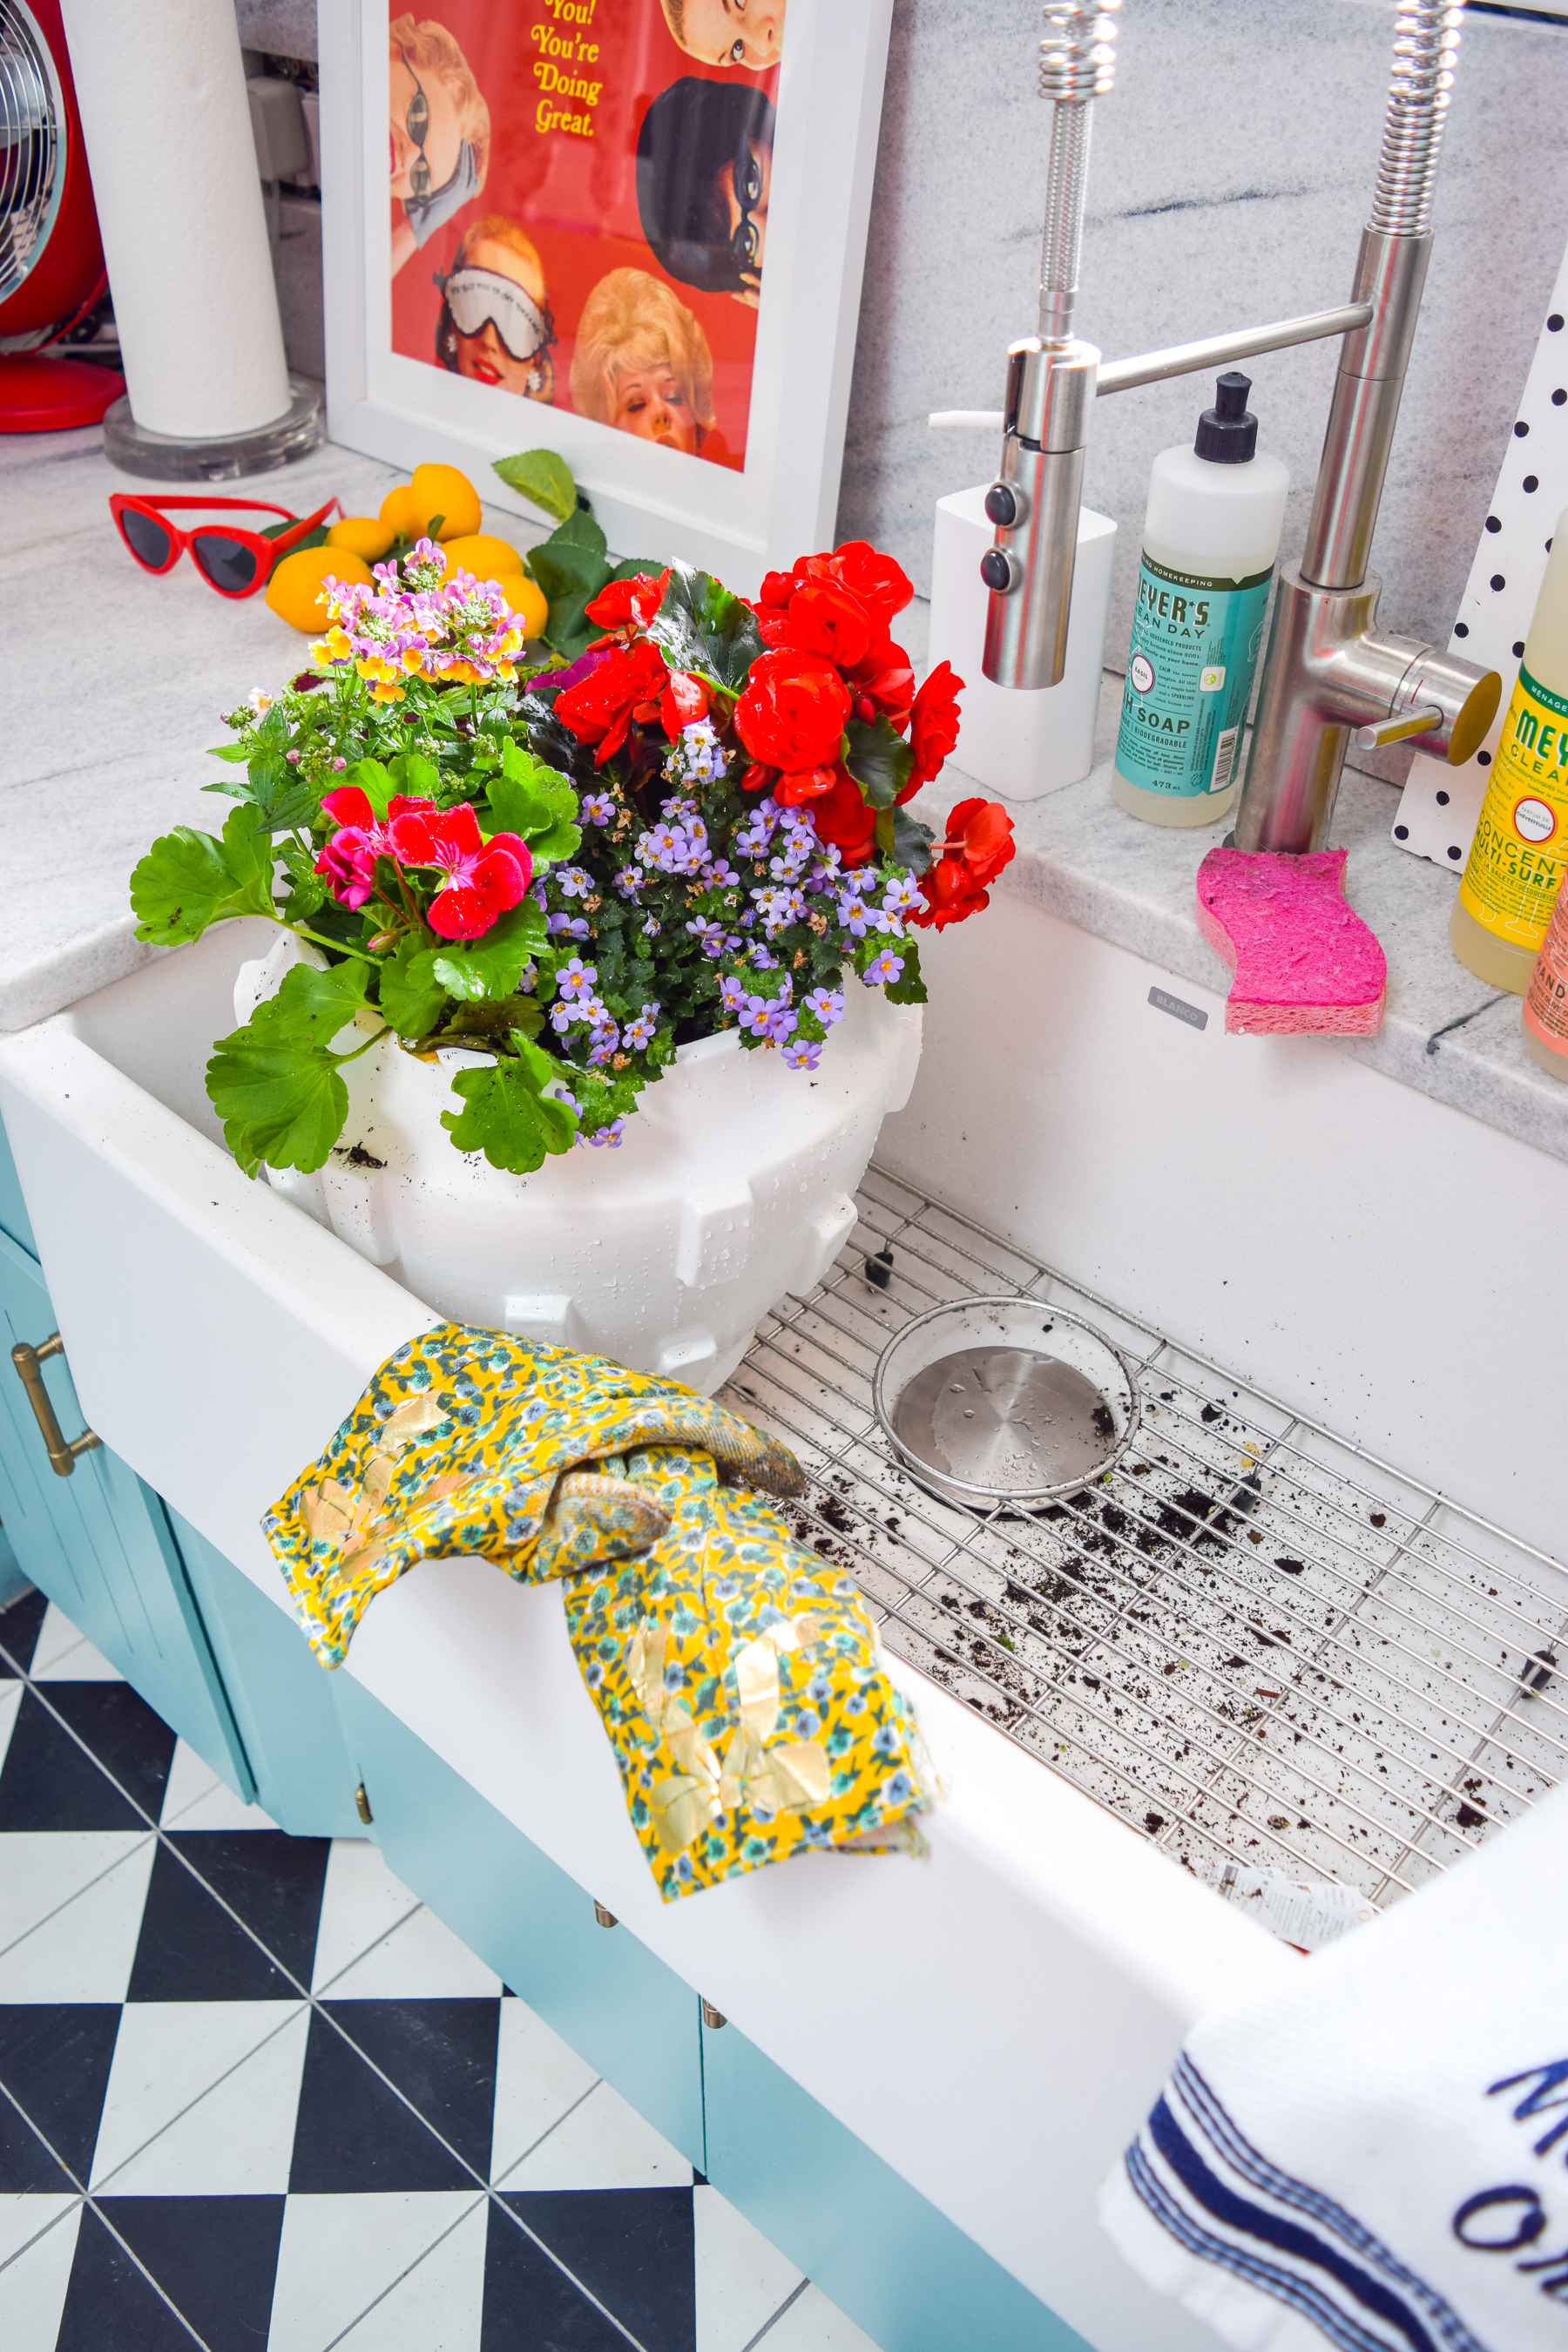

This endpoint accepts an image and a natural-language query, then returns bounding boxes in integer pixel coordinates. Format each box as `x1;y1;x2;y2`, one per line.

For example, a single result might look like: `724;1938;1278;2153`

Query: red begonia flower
585;569;670;632
387;802;532;940
819;539;914;630
848;644;917;730
314;788;425;909
899;661;964;799
908;854;990;930
808;767;878;866
774;764;839;806
554;639;670;766
734;650;852;774
945;794;1015;886
659;667;710;736
740;761;774;794
782;581;874;669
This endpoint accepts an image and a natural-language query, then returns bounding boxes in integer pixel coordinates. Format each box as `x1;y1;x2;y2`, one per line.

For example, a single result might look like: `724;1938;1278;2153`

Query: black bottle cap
1194;371;1257;465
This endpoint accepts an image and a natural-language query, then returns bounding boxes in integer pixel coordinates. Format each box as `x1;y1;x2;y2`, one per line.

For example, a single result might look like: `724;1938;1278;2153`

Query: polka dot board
1392;236;1568;871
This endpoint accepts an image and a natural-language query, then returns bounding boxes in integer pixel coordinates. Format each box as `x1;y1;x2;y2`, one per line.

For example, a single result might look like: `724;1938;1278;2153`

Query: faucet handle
1353;705;1443;752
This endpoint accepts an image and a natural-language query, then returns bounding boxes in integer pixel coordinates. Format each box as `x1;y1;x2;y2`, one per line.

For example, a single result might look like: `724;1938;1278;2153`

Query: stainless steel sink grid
720;1167;1568;1915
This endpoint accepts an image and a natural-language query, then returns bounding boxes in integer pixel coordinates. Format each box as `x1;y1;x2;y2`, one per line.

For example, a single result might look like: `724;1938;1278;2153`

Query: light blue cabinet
0;1220;254;1800
703;2017;1091;2352
163;1508;364;1840
328;1670;707;2173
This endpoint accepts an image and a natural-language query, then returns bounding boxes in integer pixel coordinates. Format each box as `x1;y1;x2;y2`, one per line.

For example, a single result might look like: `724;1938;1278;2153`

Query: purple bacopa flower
783;1036;823;1071
719;973;750;1012
613;866;643;898
882;872;924;917
557;957;598;1000
749;943;778;970
862;948;905;987
579;792;614;827
762;1002;798;1043
621;1004;659;1051
686;915;726;957
583;1118;625;1148
700;858;740;889
738;995;773;1037
667;720;727;783
804;986;846;1027
754;886;804;938
547;913;591;940
642;916;661;937
554;865;594;900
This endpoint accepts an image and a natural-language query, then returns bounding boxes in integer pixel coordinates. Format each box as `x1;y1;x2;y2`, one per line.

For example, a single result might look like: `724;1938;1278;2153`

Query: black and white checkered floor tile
0;1587;879;2352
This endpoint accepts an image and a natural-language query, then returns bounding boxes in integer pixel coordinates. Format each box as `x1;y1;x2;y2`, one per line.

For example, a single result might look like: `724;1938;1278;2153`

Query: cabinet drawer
0;1223;253;1800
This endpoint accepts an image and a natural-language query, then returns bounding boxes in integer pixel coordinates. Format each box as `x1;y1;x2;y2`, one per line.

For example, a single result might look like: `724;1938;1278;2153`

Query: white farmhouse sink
3;895;1560;2352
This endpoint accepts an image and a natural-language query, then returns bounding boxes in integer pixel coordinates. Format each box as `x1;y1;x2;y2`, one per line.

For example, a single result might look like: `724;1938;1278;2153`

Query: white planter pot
235;937;922;1394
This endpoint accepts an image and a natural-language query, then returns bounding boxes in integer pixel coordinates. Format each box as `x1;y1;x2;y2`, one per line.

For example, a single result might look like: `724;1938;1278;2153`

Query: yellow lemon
378;483;420;536
409;462;483;541
438;531;524;581
326;514;397;561
490;571;550;639
266;544;373;632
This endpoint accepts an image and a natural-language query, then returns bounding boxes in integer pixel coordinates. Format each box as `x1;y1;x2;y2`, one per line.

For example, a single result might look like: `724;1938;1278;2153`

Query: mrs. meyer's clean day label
1117;554;1273;800
1111;373;1289;831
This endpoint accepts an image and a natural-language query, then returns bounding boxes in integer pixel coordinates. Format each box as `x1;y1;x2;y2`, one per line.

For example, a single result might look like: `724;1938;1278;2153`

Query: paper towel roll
58;0;291;440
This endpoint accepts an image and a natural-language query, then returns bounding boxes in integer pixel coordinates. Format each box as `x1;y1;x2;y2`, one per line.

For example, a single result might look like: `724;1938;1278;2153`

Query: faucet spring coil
1369;0;1464;237
1038;0;1119;106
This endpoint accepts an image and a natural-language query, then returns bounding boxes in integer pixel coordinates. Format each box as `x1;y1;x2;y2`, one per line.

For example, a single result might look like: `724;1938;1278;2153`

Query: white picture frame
317;0;894;597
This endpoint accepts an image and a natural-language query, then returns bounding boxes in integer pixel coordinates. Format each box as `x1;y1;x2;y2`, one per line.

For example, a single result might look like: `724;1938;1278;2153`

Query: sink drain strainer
873;1295;1139;1509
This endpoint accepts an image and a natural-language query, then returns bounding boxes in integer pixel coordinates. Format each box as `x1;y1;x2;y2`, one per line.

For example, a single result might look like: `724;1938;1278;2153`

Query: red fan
0;0;125;431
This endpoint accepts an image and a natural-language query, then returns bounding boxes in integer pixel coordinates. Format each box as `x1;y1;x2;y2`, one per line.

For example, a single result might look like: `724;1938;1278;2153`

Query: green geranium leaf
844;715;915;810
883;937;928;1005
339;757;394;819
649;561;763;693
376;937;449;1038
442;1034;579;1172
205;963;370;1176
491;448;578;524
277;839;328;918
130;804;279;945
429;901;548;1002
489;740;582;861
388;749;440;802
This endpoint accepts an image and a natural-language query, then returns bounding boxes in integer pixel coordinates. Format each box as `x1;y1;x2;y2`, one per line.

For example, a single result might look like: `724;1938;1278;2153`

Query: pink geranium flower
313;786;422;909
387;802;532;940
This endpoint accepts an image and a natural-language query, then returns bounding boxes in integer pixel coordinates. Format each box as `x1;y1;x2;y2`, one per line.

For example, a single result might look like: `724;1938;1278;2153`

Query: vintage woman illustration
569;268;737;467
636;78;774;309
389;14;490;278
435;215;556;402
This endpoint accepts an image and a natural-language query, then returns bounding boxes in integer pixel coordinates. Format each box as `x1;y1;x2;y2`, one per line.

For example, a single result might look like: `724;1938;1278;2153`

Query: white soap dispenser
1112;372;1289;828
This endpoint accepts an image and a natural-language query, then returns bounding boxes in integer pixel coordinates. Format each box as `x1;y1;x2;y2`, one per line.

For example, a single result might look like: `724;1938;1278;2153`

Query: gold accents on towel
263;1321;937;1902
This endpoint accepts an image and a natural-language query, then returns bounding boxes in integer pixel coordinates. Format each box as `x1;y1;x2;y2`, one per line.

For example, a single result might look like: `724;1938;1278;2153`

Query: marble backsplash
836;0;1568;672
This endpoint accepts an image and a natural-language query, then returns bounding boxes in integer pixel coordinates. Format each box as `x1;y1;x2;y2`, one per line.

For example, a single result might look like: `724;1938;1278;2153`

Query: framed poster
319;0;894;595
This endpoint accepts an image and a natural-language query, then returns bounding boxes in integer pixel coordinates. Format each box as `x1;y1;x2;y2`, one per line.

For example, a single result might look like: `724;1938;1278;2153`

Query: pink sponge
1195;848;1386;1037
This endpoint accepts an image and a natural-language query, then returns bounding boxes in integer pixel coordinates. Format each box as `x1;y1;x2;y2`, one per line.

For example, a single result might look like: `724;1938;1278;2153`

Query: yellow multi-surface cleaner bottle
1452;510;1568;990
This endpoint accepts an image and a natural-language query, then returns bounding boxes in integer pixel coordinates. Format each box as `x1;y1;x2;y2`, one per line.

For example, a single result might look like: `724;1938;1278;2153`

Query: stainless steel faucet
973;0;1502;853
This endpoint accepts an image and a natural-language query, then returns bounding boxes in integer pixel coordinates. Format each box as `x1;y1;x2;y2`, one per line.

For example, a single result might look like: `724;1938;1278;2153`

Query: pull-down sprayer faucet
975;0;1501;853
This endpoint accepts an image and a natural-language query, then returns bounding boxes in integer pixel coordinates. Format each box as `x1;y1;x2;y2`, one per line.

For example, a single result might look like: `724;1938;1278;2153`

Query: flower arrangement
130;529;1014;1179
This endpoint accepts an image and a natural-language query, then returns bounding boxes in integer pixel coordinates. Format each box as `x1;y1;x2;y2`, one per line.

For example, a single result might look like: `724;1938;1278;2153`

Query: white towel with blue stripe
1098;1782;1568;2352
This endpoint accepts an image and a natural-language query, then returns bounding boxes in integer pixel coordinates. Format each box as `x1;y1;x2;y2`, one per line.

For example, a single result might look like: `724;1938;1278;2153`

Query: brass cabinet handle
10;1333;102;1478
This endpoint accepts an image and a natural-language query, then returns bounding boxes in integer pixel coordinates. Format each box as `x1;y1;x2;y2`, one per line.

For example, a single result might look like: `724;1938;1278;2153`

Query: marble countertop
5;428;1566;1163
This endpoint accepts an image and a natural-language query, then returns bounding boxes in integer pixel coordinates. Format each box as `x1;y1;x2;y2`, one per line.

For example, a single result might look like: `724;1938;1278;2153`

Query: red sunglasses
109;493;343;599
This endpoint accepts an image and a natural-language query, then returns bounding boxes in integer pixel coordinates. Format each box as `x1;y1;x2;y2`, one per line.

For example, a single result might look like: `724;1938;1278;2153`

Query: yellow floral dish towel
263;1323;937;1900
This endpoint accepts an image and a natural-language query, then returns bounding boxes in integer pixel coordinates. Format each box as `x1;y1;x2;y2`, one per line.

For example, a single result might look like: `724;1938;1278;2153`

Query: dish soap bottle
1523;882;1568;1080
1112;371;1289;828
1451;511;1568;991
